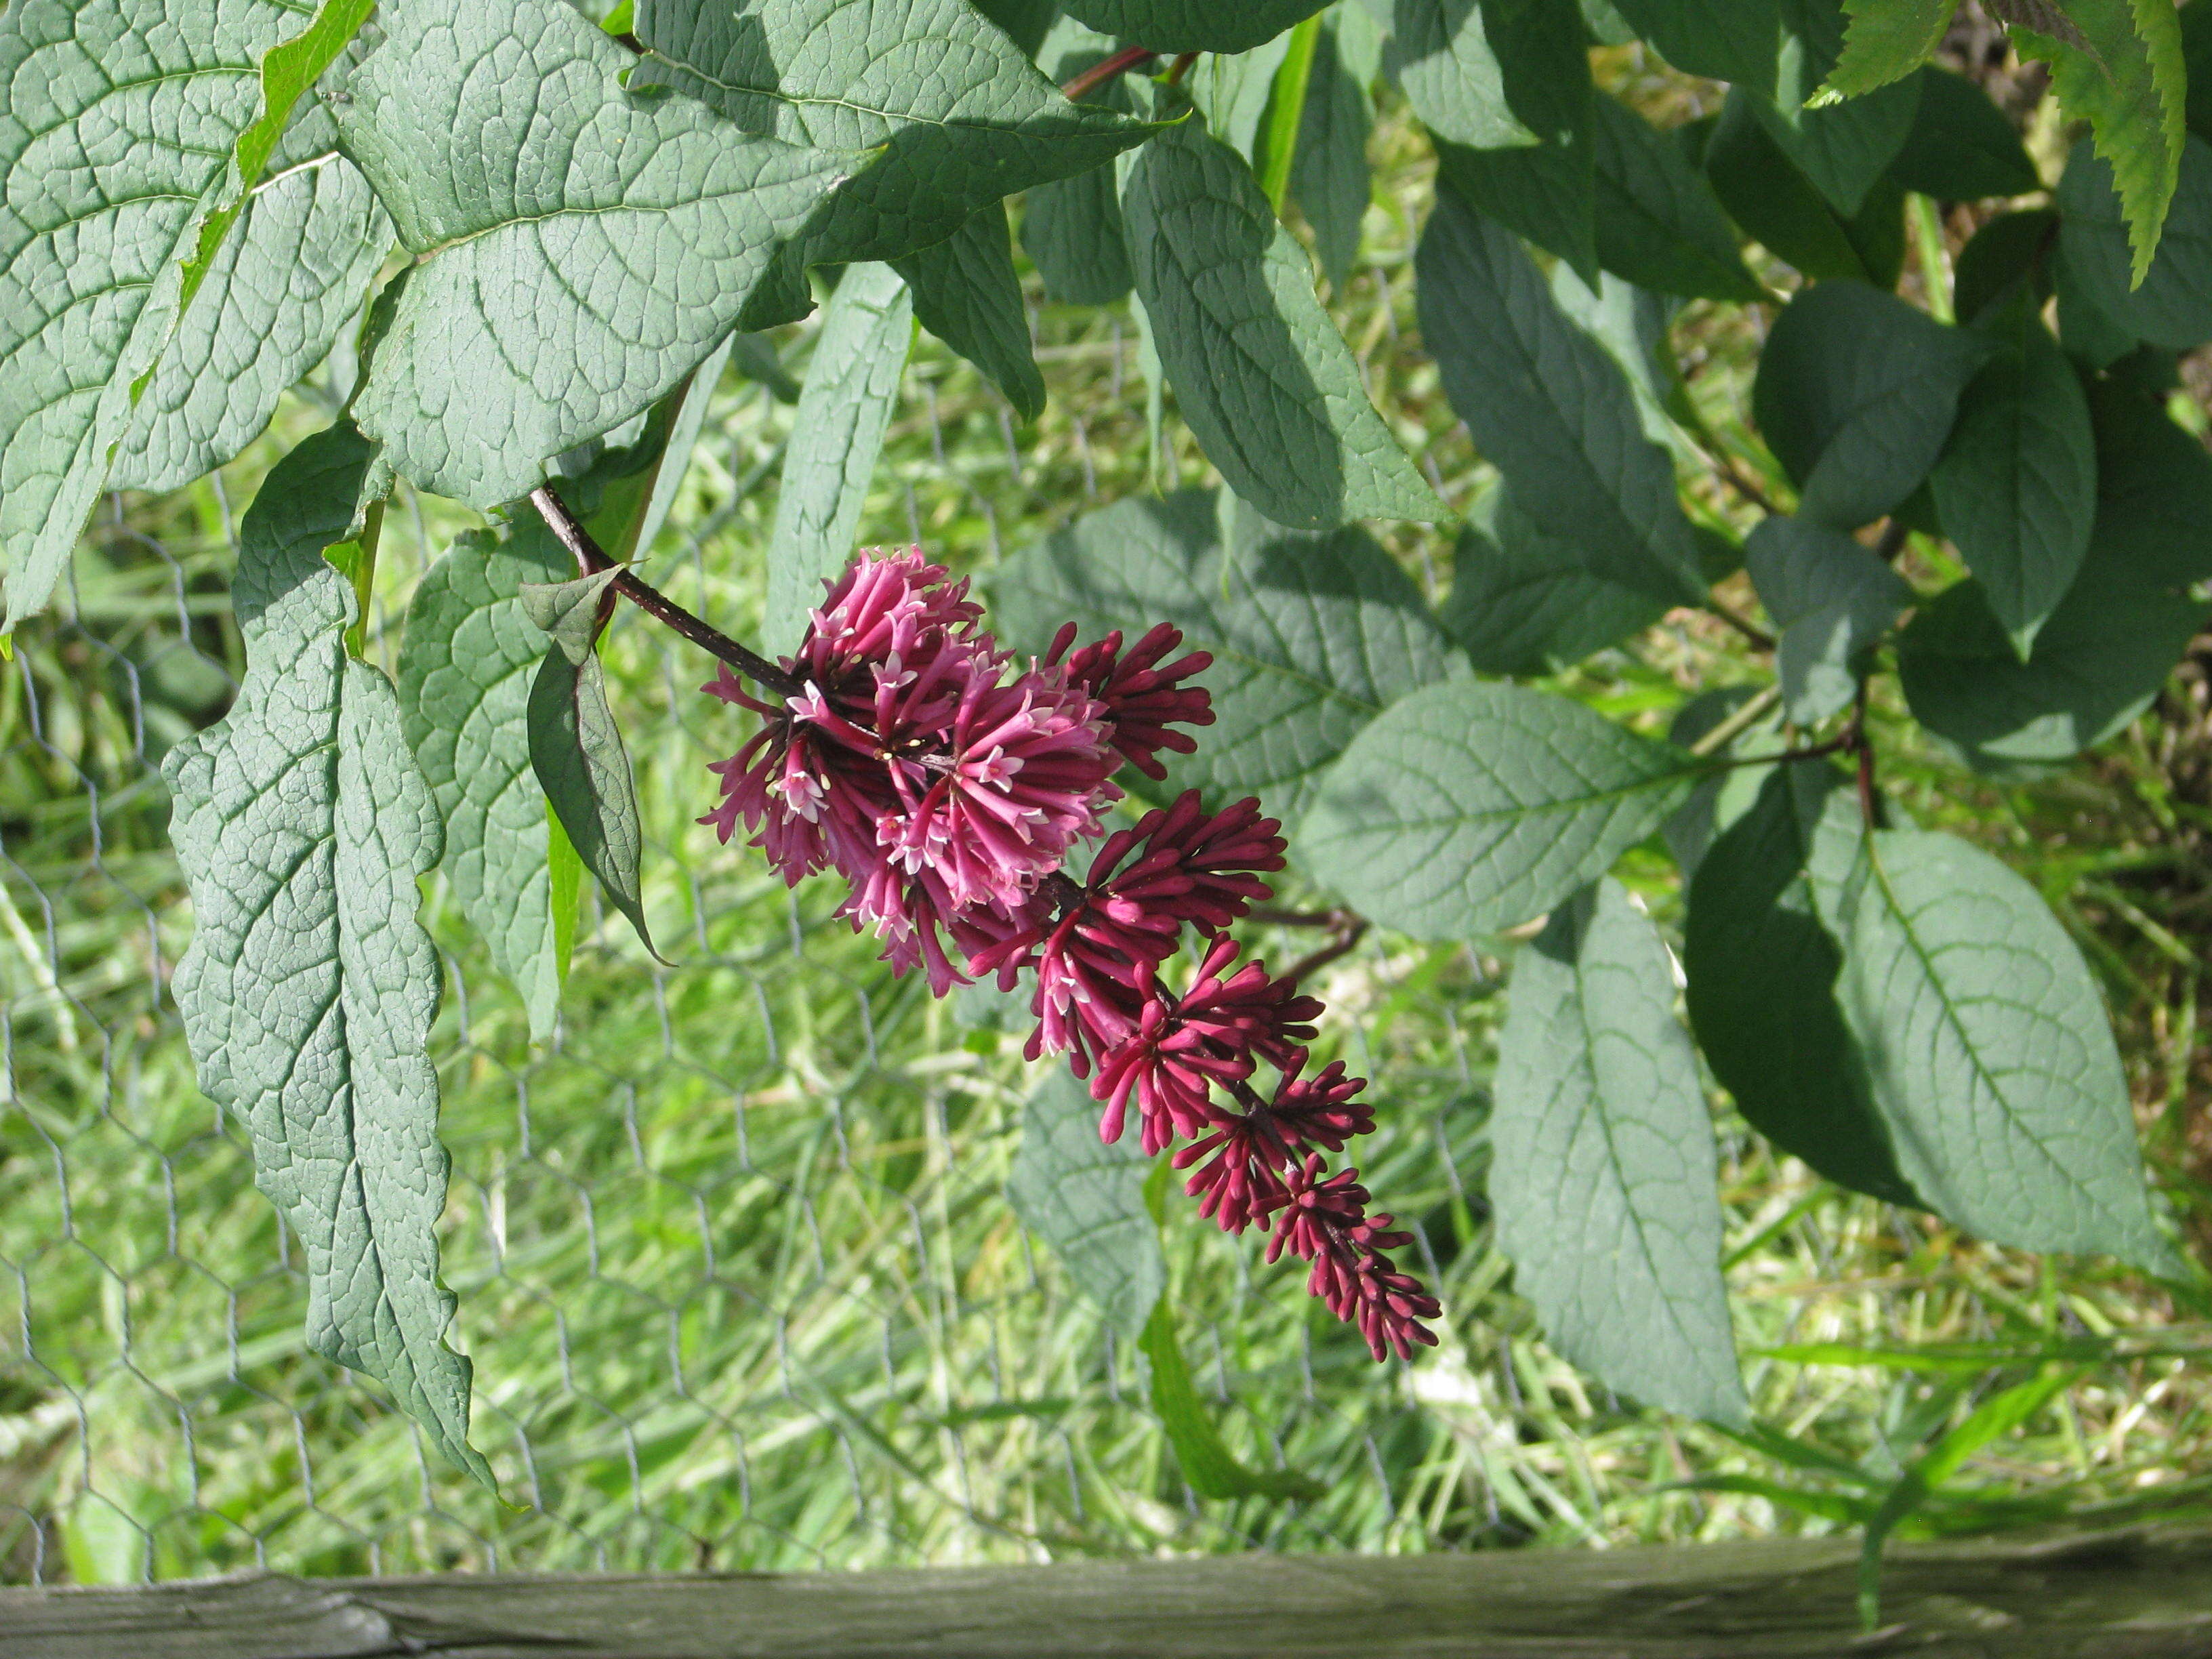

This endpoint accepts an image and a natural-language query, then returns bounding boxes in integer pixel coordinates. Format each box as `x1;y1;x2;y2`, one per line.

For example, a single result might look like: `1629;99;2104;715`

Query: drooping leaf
891;203;1045;420
633;0;1157;266
1836;830;2179;1272
1387;0;1535;149
2013;0;2186;284
1951;207;2058;325
2055;134;2212;350
1291;20;1378;292
1059;0;1330;53
335;0;853;510
1548;267;1696;459
0;0;381;626
1609;0;1784;94
1120;113;1444;530
764;264;914;656
1749;0;1922;218
1927;313;2096;659
1744;514;1912;723
1138;1300;1326;1498
1820;0;1957;98
1008;1071;1164;1339
523;571;657;957
1416;188;1709;604
1492;878;1749;1425
1023;40;1138;306
1753;279;1992;528
1194;31;1296;162
1297;680;1704;938
1590;95;1765;303
631;331;739;561
165;422;493;1488
1704;89;1906;285
1886;67;2043;201
1442;483;1668;676
1684;763;1923;1206
991;489;1457;824
398;525;576;1041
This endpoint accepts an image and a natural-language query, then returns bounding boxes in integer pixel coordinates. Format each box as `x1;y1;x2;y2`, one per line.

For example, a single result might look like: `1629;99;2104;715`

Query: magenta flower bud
1046;621;1215;780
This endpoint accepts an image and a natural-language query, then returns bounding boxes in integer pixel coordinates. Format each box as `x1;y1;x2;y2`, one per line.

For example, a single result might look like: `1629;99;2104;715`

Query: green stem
338;498;383;661
1260;16;1322;215
1909;194;1954;324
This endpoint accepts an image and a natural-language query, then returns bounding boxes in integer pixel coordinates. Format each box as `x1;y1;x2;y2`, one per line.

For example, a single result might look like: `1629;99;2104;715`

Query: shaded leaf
165;422;492;1487
1194;32;1296;162
1952;207;2057;325
1744;515;1912;723
1494;878;1749;1425
1441;483;1668;676
1121;113;1443;529
1023;40;1138;305
1059;0;1330;53
1704;89;1907;285
1610;0;1783;94
1887;66;2043;200
1388;0;1537;149
1291;19;1378;292
1591;94;1764;302
1008;1071;1164;1338
1750;0;1921;217
2056;134;2212;350
1298;680;1704;938
893;203;1042;419
1662;689;1789;880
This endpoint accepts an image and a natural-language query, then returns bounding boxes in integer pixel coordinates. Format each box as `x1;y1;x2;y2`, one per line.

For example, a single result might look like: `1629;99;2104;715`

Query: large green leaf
2056;134;2212;350
1836;830;2177;1271
990;489;1457;824
1193;32;1296;161
1297;680;1704;937
1683;763;1922;1207
1416;188;1709;604
1291;18;1379;293
1610;0;1783;94
1749;0;1921;217
1386;0;1540;149
0;0;382;626
1753;279;1990;528
1120;113;1443;529
397;525;576;1042
1820;0;1956;97
1927;314;2095;659
1886;67;2043;201
335;0;853;510
764;264;914;656
2014;0;2186;284
1590;95;1763;302
634;0;1156;266
1441;483;1668;676
1059;0;1330;53
1744;514;1910;723
524;571;657;957
1704;89;1906;285
165;422;492;1488
1493;878;1748;1425
891;203;1045;419
1021;39;1137;305
1007;1072;1164;1339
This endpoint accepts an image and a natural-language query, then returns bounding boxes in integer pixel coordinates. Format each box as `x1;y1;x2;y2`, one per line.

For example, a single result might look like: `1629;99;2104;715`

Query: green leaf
1290;20;1378;292
1820;0;1957;98
1753;279;1992;528
1684;763;1923;1206
1928;314;2095;659
2186;0;2212;146
1835;829;2177;1271
1007;1071;1164;1338
1387;0;1552;150
0;0;377;626
523;571;658;958
1195;32;1296;162
1493;878;1749;1425
1137;1300;1326;1499
634;0;1157;266
2056;134;2212;349
1297;680;1704;937
1609;0;1784;94
2014;0;2186;284
1415;188;1709;604
1061;0;1331;54
398;525;576;1042
891;203;1045;420
1441;483;1668;676
1022;41;1139;305
990;489;1458;824
1704;89;1907;284
1887;67;2043;200
335;0;853;510
1751;0;1922;217
164;422;493;1488
1662;689;1789;880
1952;207;2058;325
972;0;1059;57
1121;113;1444;529
764;264;913;656
2052;233;2142;367
632;331;739;561
1744;515;1912;722
1590;95;1765;302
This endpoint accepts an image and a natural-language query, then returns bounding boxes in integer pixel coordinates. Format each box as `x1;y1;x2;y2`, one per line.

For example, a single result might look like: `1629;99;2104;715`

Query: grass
2;53;2209;1589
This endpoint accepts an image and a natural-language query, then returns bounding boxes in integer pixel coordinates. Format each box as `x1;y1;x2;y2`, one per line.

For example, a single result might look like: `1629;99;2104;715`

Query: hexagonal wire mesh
0;289;1528;1584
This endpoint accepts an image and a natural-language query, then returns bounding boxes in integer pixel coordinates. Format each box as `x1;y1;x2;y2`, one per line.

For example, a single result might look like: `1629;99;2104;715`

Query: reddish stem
1060;45;1158;102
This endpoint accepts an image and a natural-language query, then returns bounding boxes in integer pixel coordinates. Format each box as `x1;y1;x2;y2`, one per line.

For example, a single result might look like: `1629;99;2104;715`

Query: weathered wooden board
5;1527;2211;1658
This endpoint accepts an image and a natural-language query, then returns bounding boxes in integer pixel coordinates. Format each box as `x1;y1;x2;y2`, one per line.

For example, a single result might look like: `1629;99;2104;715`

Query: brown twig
1162;51;1198;85
1060;45;1157;102
529;486;802;698
1250;905;1359;930
1706;596;1776;652
1285;918;1369;988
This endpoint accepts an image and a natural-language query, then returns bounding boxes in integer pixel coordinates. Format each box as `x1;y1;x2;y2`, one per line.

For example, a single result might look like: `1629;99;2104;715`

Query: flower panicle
701;547;1434;1359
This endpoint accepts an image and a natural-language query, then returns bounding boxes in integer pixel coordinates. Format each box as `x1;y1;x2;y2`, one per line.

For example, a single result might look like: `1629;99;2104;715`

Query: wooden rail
5;1526;2211;1657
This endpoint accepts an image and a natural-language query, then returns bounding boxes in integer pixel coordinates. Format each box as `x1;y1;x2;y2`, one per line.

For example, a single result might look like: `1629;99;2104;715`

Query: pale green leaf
164;422;493;1487
1386;0;1539;149
890;203;1045;420
1494;878;1749;1425
1744;515;1911;723
1008;1071;1164;1339
1120;113;1444;529
1058;0;1330;53
765;264;914;656
1297;680;1704;937
1820;0;1958;98
1194;31;1295;162
336;0;854;509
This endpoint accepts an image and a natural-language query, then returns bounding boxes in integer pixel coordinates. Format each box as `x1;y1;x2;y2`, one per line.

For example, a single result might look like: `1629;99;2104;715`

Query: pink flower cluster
703;549;1437;1361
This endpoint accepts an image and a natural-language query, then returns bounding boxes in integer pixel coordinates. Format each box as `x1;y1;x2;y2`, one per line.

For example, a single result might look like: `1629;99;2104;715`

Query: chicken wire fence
0;319;1536;1586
